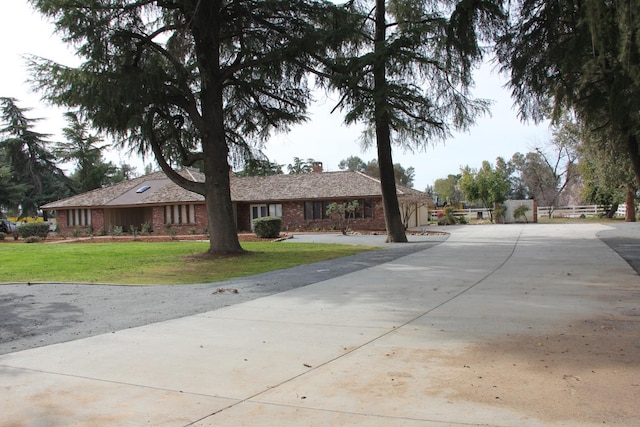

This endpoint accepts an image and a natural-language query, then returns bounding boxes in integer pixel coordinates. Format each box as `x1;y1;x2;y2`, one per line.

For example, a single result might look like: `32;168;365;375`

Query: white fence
537;205;624;218
429;204;626;222
429;205;532;222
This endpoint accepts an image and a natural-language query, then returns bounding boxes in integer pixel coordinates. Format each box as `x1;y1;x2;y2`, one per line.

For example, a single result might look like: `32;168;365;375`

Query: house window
252;205;268;220
251;204;282;220
250;204;282;230
352;199;373;219
164;204;196;224
67;209;92;226
304;201;329;220
268;204;282;217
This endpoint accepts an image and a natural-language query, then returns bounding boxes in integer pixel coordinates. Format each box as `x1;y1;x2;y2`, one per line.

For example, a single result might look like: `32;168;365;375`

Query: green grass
0;241;376;285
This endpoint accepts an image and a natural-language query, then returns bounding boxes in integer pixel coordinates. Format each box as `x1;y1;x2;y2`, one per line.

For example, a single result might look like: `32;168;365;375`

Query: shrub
437;206;459;226
0;232;5;240
326;201;359;234
513;205;530;223
494;205;507;223
72;227;82;238
110;225;124;237
17;222;50;239
141;221;152;235
253;216;282;238
165;224;178;240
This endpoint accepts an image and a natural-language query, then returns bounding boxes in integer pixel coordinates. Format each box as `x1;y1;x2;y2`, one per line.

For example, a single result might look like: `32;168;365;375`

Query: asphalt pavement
0;233;446;355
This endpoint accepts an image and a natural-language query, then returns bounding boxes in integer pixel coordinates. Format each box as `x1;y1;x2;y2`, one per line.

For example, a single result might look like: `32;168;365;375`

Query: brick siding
280;199;386;232
151;206;165;232
54;199;388;236
55;210;68;233
91;209;104;234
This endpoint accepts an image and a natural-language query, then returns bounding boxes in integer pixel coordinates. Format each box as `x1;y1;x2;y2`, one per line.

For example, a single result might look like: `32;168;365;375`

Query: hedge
252;216;282;238
17;222;50;239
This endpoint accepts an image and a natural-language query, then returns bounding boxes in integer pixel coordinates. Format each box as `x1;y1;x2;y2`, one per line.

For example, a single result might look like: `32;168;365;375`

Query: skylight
136;185;151;193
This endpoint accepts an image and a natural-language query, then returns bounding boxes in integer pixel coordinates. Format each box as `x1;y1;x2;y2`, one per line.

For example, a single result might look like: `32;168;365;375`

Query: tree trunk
195;0;243;255
625;184;636;222
626;133;640;189
200;88;243;255
373;0;407;243
202;136;244;254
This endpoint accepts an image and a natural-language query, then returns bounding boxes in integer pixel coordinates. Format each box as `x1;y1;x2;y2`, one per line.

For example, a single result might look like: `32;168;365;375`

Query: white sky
0;1;551;191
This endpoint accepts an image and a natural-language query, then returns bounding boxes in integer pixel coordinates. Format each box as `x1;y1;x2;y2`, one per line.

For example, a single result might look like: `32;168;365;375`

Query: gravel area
0;234;447;355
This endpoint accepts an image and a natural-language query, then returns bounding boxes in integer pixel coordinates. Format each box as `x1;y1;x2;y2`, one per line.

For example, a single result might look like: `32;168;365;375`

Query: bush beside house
17;223;50;239
253;216;282;238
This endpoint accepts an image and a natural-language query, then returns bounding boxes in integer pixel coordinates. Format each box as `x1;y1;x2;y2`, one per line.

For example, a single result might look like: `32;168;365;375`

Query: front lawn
0;241;375;285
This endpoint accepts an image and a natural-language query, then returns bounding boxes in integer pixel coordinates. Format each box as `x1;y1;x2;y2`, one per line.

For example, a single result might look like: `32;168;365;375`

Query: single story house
41;165;432;235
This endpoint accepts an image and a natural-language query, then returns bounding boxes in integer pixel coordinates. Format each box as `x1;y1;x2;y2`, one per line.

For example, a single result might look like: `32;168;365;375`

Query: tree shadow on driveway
0;292;84;353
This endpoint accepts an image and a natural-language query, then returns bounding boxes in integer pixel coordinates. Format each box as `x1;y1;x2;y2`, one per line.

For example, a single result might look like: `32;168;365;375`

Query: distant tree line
234;154;415;188
434;110;638;221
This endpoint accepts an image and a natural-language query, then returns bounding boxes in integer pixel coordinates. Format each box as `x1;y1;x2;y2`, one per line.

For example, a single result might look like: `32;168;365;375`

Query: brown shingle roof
41;169;426;209
232;171;379;202
41;169;206;209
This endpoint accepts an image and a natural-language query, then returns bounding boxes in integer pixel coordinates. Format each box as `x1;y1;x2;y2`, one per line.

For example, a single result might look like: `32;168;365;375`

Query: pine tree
56;112;119;193
29;0;342;254
0;97;70;218
325;0;506;241
497;1;640;186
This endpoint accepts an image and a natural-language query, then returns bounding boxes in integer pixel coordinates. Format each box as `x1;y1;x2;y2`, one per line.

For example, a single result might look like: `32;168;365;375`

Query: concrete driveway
1;224;638;426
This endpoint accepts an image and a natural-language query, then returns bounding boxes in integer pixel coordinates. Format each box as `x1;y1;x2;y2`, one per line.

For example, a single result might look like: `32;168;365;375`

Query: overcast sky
0;2;551;191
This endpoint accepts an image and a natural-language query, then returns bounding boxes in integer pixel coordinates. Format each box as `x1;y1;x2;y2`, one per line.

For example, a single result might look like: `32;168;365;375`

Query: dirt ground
425;315;640;425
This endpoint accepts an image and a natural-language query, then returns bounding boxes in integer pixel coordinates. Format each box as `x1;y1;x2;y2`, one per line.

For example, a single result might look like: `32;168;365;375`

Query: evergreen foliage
234;159;283;177
28;0;344;254
497;1;640;186
56;112;121;192
0;97;71;218
338;156;415;187
287;157;317;174
0;163;27;217
323;0;506;242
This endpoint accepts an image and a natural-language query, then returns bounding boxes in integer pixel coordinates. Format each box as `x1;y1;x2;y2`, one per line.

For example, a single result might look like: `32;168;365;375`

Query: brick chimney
311;161;323;173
